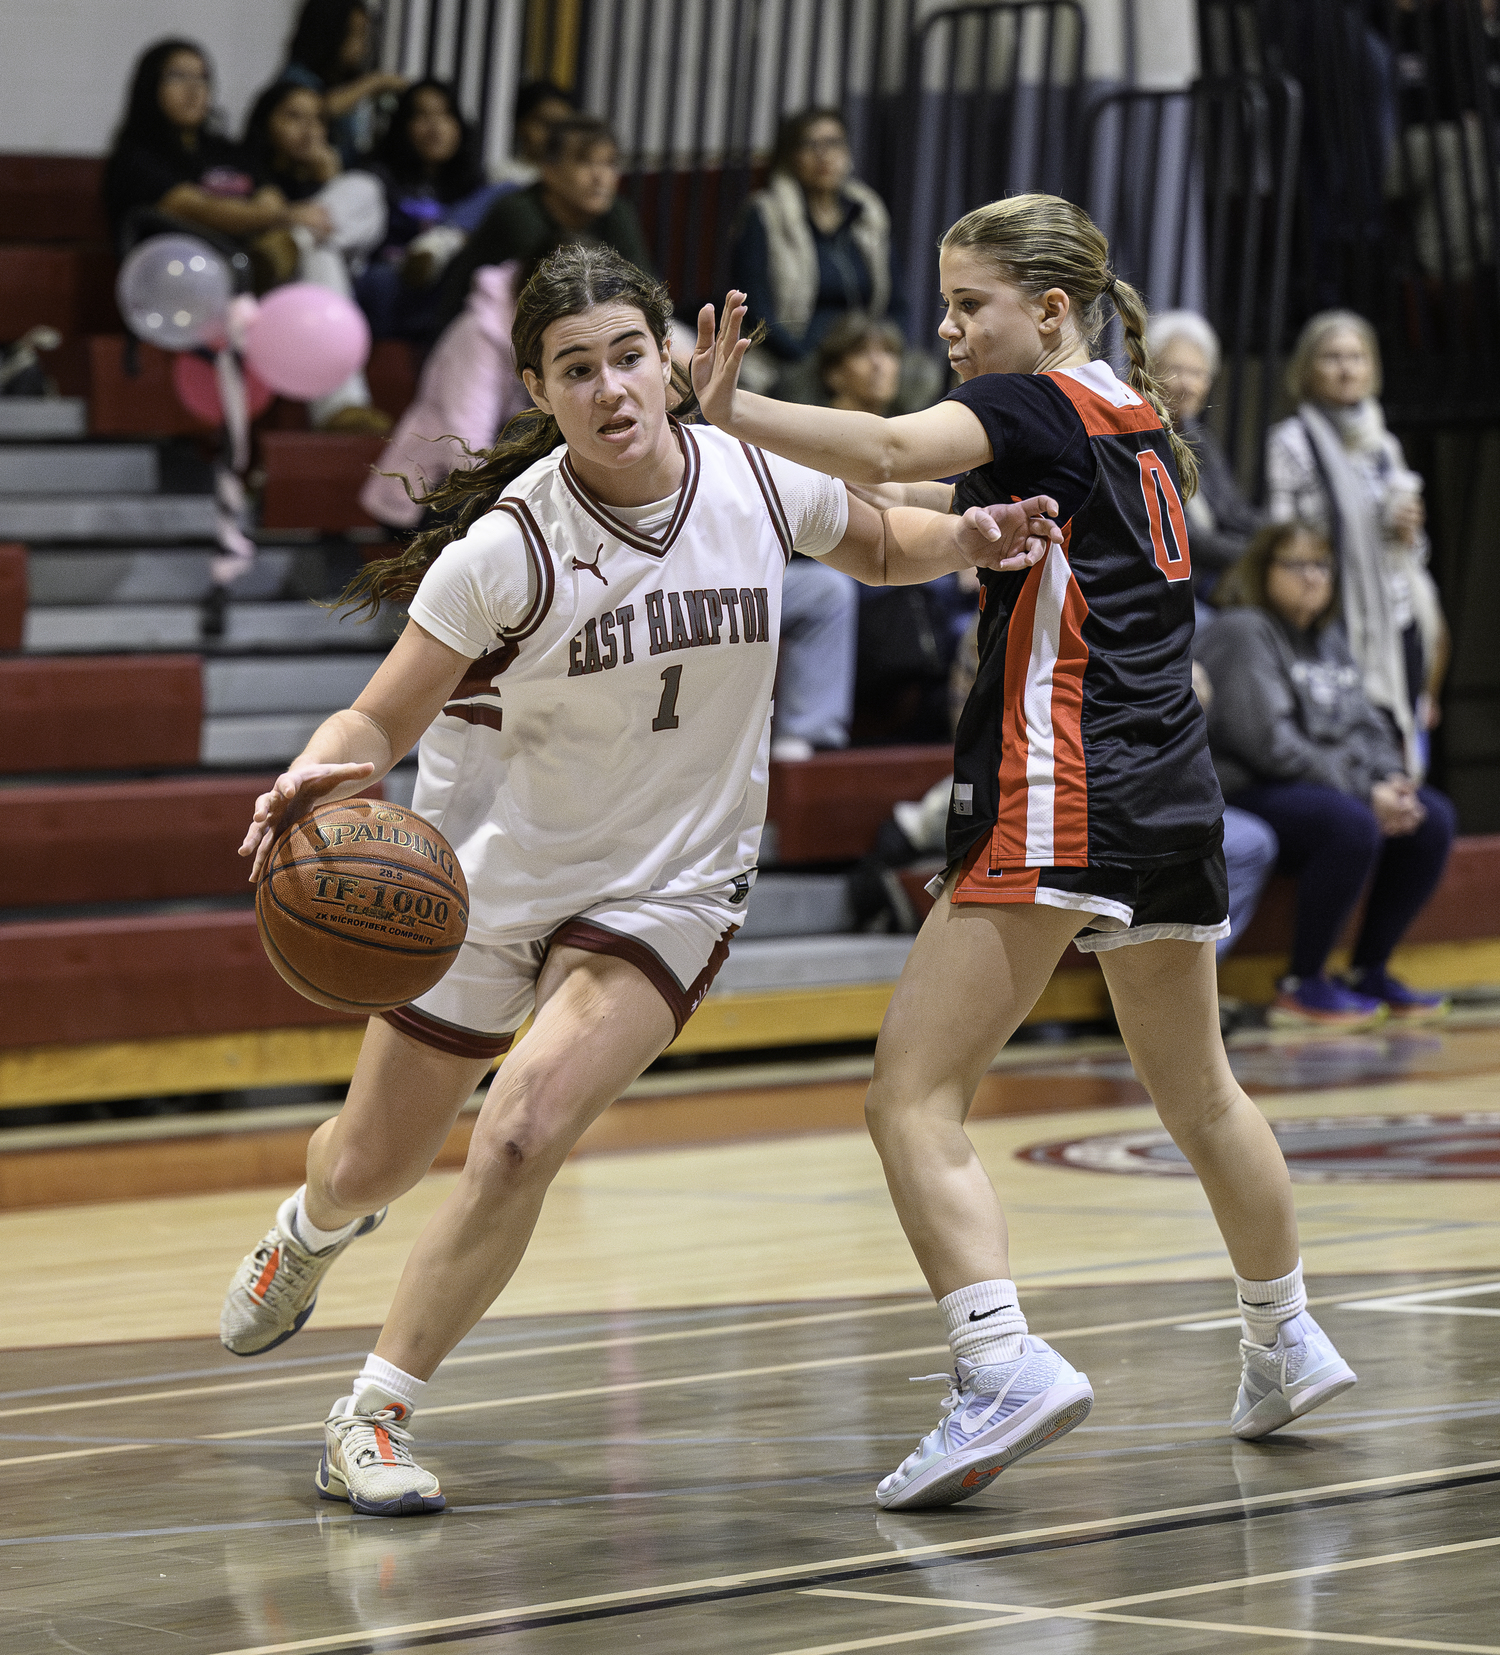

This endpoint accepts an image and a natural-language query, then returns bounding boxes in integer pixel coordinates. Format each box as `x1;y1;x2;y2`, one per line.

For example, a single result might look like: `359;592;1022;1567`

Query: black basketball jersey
946;361;1223;874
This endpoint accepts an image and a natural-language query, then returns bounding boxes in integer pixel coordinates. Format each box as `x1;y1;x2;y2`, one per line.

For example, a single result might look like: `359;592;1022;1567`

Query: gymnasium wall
0;0;303;156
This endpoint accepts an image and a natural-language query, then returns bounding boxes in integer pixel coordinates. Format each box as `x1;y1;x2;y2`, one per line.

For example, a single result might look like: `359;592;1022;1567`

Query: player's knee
467;1080;575;1188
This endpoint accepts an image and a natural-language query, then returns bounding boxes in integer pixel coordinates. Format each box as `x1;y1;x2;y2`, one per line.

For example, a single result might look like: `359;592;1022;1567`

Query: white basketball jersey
407;421;841;944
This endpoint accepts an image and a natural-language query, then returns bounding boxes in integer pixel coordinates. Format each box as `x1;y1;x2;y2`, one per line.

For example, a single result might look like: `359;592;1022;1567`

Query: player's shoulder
1043;361;1161;437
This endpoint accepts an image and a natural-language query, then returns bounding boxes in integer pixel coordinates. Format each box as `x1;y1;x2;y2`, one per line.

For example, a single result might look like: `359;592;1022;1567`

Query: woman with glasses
729;109;905;387
1199;521;1455;1026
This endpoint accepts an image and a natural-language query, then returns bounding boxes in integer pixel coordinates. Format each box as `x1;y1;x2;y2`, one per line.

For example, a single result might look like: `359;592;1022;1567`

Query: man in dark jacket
432;117;651;335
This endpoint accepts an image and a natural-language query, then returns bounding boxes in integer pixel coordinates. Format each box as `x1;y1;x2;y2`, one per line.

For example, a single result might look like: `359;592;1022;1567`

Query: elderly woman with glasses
1197;521;1455;1027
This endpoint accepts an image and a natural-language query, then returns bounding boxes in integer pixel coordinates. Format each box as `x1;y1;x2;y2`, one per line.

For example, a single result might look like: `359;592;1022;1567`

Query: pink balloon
172;352;274;424
244;282;370;400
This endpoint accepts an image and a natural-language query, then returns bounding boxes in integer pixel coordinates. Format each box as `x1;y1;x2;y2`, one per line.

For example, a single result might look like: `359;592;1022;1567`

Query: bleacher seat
367;339;420;424
0;652;200;772
0;908;357;1048
0;156;109;243
765;746;954;863
259;431;387;531
85;336;204;437
0;542;24;650
0;775;282;906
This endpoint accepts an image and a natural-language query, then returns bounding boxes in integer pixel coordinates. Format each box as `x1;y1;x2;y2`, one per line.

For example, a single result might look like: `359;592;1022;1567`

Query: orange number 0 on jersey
1135;450;1192;583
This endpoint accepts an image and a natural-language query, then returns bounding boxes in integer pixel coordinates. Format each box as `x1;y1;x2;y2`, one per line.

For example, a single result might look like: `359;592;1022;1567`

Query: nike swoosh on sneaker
967;1304;1016;1322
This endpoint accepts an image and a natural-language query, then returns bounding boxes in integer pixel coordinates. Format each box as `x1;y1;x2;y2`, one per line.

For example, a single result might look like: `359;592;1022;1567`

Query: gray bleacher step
26;548;295;606
0;400;87;439
23;599;400;653
736;874;851;939
0;444;158;496
0;494;216;542
23;604;200;651
204;654;385;715
708;934;913;996
201;714;327;767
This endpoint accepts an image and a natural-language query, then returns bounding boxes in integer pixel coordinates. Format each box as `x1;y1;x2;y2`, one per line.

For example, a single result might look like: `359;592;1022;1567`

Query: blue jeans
773;555;858;748
1219;806;1279;961
1228;781;1457;978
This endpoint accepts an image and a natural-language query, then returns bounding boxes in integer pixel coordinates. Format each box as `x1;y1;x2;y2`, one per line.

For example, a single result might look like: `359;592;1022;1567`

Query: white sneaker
220;1193;386;1356
1231;1311;1357;1439
876;1337;1094;1510
317;1384;445;1516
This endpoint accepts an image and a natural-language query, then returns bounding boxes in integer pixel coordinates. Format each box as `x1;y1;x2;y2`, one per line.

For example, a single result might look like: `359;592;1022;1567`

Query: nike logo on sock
968;1304;1016;1322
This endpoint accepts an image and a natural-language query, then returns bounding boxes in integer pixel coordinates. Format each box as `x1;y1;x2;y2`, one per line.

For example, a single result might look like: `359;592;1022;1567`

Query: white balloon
116;234;232;351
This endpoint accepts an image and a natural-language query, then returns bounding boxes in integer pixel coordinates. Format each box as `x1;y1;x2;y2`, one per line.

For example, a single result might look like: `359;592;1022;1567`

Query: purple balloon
244;283;370;400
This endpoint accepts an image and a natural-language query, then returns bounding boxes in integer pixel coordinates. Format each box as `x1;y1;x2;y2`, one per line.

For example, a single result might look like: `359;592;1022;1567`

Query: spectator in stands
103;39;321;275
729;109;903;389
243;80;388;433
1147;310;1259;603
493;80;577;187
773;311;945;415
356;80;506;340
1265;310;1448;780
431;117;650;337
1198;521;1455;1026
283;0;408;166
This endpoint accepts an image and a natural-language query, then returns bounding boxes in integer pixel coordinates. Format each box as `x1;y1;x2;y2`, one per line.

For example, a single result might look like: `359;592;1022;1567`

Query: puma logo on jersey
576;544;608;585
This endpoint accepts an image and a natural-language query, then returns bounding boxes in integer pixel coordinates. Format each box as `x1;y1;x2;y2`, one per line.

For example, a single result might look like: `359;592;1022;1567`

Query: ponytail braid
942;194;1199;498
1109;273;1199;499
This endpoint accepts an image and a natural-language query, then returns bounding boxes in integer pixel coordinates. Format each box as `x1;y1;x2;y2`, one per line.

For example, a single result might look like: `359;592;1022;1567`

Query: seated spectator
431;117;650;337
1147;310;1259;603
103;39;319;275
1266;310;1447;778
774;311;945;415
730;109;903;388
282;0;408;166
492;80;577;187
771;554;860;760
1198;522;1456;1026
360;258;530;529
243;80;388;432
356;80;507;340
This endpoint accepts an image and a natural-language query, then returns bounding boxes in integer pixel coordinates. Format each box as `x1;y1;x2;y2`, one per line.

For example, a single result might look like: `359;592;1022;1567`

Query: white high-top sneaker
1231;1311;1357;1439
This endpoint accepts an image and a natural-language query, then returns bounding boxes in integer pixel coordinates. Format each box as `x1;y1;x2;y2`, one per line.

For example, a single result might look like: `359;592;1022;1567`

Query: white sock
1235;1260;1306;1345
940;1278;1028;1372
354;1353;427;1412
291;1186;360;1254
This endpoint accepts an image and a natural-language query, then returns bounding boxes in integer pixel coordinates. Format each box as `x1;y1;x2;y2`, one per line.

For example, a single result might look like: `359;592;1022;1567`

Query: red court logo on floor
1019;1113;1500;1181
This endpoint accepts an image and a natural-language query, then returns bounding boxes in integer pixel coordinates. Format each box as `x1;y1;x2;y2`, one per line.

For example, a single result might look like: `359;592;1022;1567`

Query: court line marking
1341;1279;1500;1319
199;1459;1500;1655
795;1535;1500;1655
15;1276;1461;1430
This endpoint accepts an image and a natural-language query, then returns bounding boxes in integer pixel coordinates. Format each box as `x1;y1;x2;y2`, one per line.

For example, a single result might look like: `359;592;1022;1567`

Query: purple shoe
1269;975;1386;1029
1347;968;1450;1021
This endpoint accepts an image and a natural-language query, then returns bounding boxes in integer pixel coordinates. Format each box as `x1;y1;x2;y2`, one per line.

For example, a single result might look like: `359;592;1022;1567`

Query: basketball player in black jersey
694;193;1356;1510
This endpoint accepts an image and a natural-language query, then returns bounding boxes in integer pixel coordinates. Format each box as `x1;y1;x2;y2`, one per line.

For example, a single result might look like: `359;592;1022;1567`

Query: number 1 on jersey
652;664;682;731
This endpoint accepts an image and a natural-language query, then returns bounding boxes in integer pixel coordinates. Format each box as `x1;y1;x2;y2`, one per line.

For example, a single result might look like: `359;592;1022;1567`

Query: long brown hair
343;244;689;619
941;193;1199;497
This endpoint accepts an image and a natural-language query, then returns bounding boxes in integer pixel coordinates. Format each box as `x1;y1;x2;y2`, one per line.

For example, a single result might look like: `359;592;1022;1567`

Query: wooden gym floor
2;1014;1498;1653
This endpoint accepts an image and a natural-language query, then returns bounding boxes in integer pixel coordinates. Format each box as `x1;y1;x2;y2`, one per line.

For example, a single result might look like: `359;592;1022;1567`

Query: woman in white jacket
1263;311;1447;777
728;109;903;389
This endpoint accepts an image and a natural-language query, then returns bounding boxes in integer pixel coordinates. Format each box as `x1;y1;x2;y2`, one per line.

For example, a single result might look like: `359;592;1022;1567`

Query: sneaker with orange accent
875;1337;1093;1510
317;1384;445;1516
219;1192;386;1356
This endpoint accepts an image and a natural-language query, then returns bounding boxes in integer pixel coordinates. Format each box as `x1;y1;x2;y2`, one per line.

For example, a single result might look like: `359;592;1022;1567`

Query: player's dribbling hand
240;762;376;882
961;496;1062;572
691;292;751;428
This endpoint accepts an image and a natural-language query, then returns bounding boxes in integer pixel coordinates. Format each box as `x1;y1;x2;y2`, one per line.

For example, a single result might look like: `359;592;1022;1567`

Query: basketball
256;798;469;1014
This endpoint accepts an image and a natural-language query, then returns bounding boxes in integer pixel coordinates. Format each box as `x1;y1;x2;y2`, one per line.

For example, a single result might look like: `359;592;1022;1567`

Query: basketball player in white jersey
218;245;1062;1514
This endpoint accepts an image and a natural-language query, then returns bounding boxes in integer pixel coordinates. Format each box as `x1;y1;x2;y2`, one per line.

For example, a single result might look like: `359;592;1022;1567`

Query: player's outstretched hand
241;762;376;883
691;291;751;429
959;496;1062;572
